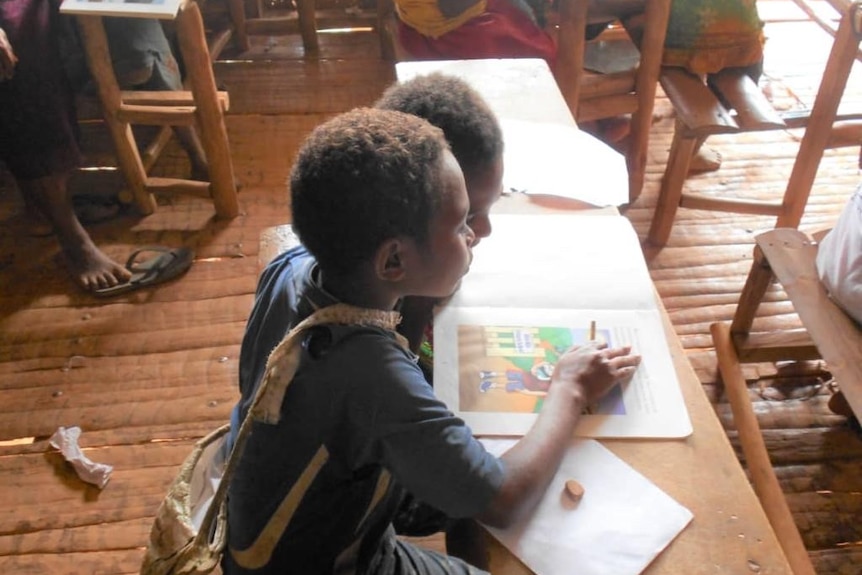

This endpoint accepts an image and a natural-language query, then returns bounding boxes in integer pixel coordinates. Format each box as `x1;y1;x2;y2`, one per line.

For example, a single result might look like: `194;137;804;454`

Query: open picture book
433;214;692;438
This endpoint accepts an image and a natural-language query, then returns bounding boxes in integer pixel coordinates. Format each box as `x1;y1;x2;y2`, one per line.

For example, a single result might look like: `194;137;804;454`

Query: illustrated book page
60;0;182;20
433;214;692;438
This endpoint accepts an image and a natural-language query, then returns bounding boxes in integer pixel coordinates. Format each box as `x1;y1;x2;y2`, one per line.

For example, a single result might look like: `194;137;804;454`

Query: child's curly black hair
290;107;450;277
375;73;503;185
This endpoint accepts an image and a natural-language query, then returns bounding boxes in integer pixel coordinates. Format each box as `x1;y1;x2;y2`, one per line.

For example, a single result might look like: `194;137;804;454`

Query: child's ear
375;238;408;282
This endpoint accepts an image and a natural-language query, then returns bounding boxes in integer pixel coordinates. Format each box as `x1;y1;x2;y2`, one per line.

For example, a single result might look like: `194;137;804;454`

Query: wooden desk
395;58;794;575
261;58;794;575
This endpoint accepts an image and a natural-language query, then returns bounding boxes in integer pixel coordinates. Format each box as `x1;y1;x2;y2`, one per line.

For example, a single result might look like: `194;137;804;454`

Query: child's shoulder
306;323;411;361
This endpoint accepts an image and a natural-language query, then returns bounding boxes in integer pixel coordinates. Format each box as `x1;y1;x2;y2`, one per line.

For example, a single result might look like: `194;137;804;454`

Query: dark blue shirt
224;247;504;574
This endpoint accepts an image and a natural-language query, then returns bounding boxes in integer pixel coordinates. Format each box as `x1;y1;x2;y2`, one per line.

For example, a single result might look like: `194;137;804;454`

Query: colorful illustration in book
458;324;626;414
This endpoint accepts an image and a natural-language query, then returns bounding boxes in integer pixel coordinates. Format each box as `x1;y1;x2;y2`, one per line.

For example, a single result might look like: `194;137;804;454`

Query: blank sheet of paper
481;438;693;575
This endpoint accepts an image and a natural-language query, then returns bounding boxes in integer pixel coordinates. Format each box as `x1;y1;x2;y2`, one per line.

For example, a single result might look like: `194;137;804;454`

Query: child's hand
0;28;17;81
550;342;641;408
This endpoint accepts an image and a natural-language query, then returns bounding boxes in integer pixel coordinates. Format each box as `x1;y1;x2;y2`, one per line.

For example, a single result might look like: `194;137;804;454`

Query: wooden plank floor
1;1;861;572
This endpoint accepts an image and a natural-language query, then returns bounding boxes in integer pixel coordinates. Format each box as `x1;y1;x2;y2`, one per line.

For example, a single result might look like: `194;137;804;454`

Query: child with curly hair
223;107;640;574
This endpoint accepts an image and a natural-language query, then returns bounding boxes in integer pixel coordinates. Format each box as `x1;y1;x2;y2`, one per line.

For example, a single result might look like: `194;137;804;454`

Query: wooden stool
647;1;862;247
76;0;239;218
712;227;862;575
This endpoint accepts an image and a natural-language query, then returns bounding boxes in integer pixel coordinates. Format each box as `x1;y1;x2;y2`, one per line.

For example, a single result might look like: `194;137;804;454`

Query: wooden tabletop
392;58;794;575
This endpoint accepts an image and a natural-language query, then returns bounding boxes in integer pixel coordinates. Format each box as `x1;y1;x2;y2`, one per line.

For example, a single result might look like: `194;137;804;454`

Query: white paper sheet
49;426;113;489
501;119;629;207
433;214;692;438
60;0;181;19
480;438;693;575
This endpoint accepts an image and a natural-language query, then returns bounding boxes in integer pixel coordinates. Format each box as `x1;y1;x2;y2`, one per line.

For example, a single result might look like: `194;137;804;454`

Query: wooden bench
647;0;862;247
711;227;862;575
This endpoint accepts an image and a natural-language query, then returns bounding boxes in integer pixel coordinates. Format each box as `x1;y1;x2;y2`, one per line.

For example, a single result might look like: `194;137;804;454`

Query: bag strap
195;303;407;547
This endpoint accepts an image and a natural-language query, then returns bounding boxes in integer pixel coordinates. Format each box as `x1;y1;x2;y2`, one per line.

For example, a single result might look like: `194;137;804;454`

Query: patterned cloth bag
139;304;406;575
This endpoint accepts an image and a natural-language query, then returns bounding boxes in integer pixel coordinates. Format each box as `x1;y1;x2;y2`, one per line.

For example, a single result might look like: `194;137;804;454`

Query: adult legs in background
103;18;210;181
396;0;557;72
0;0;131;291
19;174;131;289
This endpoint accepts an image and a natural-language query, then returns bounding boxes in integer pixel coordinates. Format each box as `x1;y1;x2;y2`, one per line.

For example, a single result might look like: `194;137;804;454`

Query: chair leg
77;15;158;215
296;0;320;56
778;2;861;229
376;0;398;61
227;0;251;53
176;1;239;219
729;245;774;337
554;0;588;118
647;118;696;246
626;0;671;203
711;322;817;575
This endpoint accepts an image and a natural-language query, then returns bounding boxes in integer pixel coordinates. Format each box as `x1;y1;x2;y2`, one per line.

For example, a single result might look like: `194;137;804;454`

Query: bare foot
597;116;631;145
62;240;132;292
18;173;131;292
689;147;722;173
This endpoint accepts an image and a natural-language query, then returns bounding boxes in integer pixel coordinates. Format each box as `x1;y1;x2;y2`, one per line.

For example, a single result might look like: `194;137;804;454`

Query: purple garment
0;0;81;180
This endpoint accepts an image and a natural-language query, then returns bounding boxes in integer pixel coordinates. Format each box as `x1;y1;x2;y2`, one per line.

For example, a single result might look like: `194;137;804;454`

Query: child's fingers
597;345;633;361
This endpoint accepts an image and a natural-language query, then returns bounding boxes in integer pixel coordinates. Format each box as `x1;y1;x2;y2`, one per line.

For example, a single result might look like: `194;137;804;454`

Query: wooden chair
225;0;396;59
553;0;671;204
647;0;862;247
712;227;862;575
75;0;239;218
376;0;670;203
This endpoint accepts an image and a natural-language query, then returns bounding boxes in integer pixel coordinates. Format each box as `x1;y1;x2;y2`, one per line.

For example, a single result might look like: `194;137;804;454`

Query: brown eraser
564;479;585;502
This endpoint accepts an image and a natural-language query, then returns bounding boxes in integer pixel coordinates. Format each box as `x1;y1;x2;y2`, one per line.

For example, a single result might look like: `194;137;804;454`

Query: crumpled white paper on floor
49;426;113;489
480;438;693;575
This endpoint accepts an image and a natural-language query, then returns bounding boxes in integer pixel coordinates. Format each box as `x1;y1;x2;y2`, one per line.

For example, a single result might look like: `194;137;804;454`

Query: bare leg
19;173;132;291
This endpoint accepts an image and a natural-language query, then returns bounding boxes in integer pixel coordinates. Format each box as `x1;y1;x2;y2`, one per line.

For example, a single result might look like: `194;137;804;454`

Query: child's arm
397;295;437;353
477;343;641;529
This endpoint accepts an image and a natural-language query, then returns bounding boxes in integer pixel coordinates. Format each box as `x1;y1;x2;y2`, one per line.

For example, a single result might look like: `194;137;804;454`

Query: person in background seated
393;0;557;72
594;0;765;166
816;183;861;420
817;184;862;325
223;107;641;574
374;72;505;365
0;0;132;291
